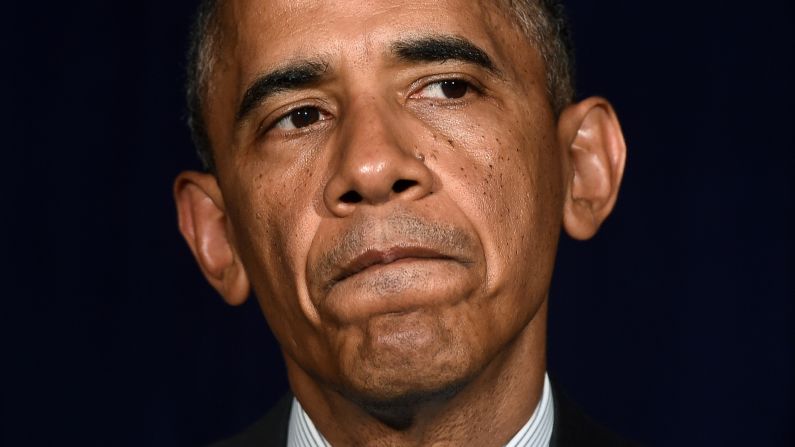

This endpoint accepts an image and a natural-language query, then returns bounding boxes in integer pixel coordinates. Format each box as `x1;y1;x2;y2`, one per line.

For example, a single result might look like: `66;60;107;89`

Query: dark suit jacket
212;382;636;447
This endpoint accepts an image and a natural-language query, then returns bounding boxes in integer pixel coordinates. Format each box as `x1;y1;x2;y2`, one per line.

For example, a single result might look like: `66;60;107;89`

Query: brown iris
289;107;321;128
440;80;468;99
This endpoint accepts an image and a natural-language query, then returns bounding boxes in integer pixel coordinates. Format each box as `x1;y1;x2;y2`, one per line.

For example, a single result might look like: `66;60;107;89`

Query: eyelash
411;76;482;100
259;102;331;138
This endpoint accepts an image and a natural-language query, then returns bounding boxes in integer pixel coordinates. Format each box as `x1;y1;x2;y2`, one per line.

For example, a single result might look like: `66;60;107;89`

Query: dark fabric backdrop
3;1;793;445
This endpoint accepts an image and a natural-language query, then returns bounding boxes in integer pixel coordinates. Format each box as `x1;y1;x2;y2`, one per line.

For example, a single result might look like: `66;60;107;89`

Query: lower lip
320;257;474;323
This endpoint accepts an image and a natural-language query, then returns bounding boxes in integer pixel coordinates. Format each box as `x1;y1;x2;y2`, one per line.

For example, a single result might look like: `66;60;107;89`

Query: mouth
329;246;456;289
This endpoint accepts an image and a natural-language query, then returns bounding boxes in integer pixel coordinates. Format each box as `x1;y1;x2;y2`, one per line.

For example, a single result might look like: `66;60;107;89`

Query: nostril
392;179;418;194
339;190;363;204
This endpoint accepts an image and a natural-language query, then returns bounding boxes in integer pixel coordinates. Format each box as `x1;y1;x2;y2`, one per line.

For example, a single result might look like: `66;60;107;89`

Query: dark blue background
3;1;793;445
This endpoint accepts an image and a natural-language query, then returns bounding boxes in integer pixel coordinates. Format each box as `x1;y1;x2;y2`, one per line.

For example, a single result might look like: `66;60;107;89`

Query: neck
285;301;548;447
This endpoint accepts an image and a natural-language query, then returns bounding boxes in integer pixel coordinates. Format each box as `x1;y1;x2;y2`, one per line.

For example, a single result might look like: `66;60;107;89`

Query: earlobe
173;171;251;305
558;97;627;240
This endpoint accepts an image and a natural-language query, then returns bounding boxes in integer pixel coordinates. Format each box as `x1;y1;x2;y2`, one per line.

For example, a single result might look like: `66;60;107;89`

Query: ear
558;97;627;240
173;171;250;306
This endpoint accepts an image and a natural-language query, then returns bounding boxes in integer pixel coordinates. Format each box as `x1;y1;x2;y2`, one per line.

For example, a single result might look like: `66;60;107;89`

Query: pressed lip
329;246;455;287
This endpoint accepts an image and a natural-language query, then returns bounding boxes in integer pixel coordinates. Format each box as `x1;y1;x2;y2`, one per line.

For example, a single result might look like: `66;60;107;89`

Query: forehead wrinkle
228;0;514;78
331;4;404;74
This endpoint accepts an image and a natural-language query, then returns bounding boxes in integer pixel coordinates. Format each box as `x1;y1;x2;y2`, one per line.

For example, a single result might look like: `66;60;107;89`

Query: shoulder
209;393;293;447
550;380;641;447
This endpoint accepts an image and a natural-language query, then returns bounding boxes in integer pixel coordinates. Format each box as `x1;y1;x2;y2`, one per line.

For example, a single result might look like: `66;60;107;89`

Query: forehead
216;0;532;79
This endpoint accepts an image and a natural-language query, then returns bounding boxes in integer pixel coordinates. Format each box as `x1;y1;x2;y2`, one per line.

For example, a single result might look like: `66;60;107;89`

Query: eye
415;80;472;99
273;106;330;131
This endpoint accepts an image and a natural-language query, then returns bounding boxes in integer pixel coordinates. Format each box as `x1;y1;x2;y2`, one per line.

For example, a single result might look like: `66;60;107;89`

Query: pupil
441;81;468;99
290;107;320;128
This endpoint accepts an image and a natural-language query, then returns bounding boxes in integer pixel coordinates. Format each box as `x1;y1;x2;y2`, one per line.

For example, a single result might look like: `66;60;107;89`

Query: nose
323;103;434;217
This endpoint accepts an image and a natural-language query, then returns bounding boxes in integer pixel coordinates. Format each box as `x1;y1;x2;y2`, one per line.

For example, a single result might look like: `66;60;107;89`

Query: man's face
206;0;565;402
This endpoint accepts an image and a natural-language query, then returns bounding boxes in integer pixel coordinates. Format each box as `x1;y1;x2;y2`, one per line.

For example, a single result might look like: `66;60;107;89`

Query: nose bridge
323;93;434;216
342;94;402;163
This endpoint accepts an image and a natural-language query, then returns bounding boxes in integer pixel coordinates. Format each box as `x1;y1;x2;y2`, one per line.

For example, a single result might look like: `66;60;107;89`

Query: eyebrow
391;35;499;75
234;36;498;124
236;60;329;123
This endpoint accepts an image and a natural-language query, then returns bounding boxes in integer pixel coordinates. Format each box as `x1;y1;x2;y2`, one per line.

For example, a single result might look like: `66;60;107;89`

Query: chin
336;309;482;414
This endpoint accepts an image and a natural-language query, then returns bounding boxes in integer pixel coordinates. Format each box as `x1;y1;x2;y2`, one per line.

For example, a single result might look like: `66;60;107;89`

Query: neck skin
285;301;548;447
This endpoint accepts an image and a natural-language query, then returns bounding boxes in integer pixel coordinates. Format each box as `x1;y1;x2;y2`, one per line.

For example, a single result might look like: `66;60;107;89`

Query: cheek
225;159;326;332
433;113;563;299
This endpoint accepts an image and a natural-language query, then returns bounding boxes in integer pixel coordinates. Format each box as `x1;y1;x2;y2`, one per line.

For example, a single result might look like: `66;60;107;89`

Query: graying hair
185;0;575;172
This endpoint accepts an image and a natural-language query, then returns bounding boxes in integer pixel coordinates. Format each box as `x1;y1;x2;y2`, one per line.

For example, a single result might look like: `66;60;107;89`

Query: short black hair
185;0;575;173
185;0;222;171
